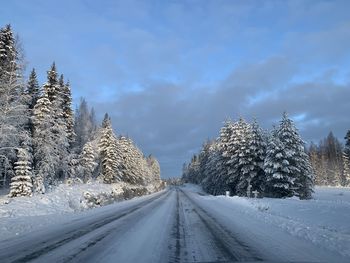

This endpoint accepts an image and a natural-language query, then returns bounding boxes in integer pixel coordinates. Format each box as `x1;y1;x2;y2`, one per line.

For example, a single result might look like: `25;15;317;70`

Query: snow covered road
0;186;349;262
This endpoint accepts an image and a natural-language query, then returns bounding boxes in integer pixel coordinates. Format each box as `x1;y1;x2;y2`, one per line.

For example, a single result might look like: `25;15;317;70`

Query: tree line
308;131;350;186
182;113;349;199
0;24;161;197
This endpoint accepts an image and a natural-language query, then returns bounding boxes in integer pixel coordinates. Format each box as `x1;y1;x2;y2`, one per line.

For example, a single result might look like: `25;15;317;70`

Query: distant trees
307;131;349;187
0;24;162;197
183;113;314;199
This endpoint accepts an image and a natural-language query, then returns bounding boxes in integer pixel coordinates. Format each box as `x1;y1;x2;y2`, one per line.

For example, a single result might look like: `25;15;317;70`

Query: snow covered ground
184;184;350;261
0;181;160;240
0;184;349;262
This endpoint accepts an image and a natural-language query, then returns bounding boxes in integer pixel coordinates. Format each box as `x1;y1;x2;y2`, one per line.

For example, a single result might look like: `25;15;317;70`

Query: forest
0;24;162;197
182;114;350;199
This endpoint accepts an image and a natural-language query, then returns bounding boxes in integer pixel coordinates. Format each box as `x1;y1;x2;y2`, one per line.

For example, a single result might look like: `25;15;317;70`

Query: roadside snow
186;184;350;260
0;182;162;240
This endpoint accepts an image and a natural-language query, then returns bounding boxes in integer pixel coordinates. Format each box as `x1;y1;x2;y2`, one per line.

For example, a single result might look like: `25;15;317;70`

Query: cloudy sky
1;0;350;178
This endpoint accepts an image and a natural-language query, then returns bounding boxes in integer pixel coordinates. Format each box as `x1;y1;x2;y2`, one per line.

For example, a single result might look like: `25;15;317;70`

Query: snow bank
189;185;350;259
0;181;164;240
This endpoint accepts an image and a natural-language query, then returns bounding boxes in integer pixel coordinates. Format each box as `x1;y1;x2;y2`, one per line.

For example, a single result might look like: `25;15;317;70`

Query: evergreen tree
74;98;97;152
276;112;313;199
264;132;294;198
202;140;220;195
146;155;161;182
225;119;244;195
344;130;350;185
43;62;58;102
322;132;344;185
214;120;234;195
236;120;266;196
116;136;150;185
32;94;56;192
80;141;97;182
98;114;119;183
59;76;75;145
9;148;33;197
0;24;28;186
26;68;40;111
0;24;19;81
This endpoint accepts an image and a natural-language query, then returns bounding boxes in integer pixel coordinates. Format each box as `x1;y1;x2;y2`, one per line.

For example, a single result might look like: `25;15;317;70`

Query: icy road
0;186;348;263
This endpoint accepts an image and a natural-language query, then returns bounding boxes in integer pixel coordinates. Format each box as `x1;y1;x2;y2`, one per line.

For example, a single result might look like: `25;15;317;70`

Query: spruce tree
277;112;313;199
80;141;97;182
0;24;28;186
98;114;119;183
43;62;58;102
59;76;75;145
264;131;294;198
74;98;97;152
214;120;234;195
32;94;56;193
235;120;266;196
0;24;19;81
344;130;350;185
9;148;33;197
26;68;40;110
146;155;161;182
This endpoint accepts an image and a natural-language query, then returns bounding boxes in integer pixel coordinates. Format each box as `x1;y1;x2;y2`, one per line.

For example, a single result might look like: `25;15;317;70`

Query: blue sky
1;0;350;178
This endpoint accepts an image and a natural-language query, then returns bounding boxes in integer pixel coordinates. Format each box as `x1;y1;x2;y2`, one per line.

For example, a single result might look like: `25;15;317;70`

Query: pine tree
0;24;19;82
264;132;294;198
235;120;266;197
98;114;120;183
322;132;344;185
9;148;33;197
59;76;75;145
214;120;234;195
43;62;58;102
32;94;55;193
225;119;245;195
0;24;28;186
80;141;97;182
344;130;350;185
146;155;161;182
116;136;150;185
202;140;220;195
74;98;97;152
43;66;70;182
276;112;313;199
26;68;40;110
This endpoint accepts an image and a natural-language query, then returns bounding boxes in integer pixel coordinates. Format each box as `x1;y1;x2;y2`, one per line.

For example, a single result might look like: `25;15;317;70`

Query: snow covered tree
32;94;56;193
213;120;234;195
43;62;58;103
235;120;266;197
59;75;75;145
322;132;344;185
0;24;19;82
98;114;120;183
80;141;97;182
74;98;97;152
9;148;33;197
201;140;221;195
26;68;40;111
344;130;350;185
276;112;313;199
224;119;246;195
264;131;294;198
116;136;150;185
146;155;161;182
0;24;28;186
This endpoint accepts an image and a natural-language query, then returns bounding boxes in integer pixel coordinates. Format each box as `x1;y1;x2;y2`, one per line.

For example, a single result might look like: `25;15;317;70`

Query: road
0;186;346;263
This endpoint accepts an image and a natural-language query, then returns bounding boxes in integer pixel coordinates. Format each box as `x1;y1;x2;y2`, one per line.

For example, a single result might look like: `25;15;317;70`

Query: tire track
3;190;169;263
178;188;263;262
